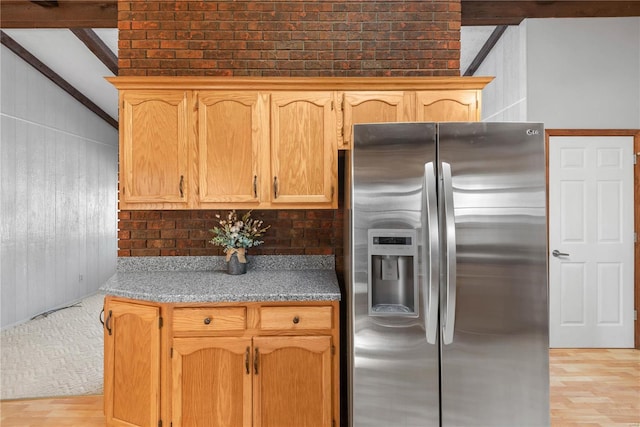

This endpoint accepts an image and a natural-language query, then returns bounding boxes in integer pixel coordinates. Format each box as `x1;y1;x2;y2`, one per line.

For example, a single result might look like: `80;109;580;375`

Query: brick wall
117;0;461;77
118;208;345;269
116;0;462;268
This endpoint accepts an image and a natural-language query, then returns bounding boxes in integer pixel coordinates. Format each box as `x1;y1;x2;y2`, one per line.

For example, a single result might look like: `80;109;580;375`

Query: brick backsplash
117;0;461;77
117;208;345;271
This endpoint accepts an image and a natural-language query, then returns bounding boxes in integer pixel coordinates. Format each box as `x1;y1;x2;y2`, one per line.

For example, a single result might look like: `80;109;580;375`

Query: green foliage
209;210;270;252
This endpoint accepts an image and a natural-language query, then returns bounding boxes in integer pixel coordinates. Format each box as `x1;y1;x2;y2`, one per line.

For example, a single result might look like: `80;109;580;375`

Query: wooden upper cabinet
103;298;161;427
120;90;191;208
339;91;413;150
197;91;269;207
253;335;333;427
270;92;337;208
415;90;481;122
108;77;492;209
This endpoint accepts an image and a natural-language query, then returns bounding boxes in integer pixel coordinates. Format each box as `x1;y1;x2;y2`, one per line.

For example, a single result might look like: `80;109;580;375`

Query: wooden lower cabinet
103;298;161;427
104;297;339;427
172;336;334;427
253;336;333;427
172;337;252;427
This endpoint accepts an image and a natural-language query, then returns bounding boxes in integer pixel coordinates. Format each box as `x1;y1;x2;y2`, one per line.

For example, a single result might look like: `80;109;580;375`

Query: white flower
209;210;271;251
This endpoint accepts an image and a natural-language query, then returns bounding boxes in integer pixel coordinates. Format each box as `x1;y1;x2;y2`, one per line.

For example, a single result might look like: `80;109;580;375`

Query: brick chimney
117;0;461;77
115;0;462;272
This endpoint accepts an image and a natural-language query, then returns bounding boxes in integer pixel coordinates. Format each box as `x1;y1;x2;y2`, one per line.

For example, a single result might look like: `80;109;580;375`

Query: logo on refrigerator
526;129;540;136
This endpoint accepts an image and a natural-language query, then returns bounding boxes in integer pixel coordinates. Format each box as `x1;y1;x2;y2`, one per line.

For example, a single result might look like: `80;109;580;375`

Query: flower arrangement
209;210;270;263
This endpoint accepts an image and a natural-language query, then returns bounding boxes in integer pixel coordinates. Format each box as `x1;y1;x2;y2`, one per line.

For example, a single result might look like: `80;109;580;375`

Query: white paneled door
549;136;635;348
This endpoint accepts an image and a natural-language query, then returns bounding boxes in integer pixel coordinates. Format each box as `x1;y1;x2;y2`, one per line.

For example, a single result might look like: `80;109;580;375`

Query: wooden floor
0;395;104;427
550;348;640;426
1;349;638;426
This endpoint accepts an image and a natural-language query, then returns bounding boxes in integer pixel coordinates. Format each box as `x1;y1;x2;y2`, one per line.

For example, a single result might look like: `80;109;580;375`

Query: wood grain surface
2;349;638;426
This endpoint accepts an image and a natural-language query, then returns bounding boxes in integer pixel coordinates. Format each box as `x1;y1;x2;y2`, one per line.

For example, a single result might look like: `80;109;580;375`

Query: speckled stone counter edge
117;255;335;272
104;255;341;303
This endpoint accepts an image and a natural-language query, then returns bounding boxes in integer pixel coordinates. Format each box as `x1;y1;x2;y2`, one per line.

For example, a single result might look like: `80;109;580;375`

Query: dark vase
227;252;247;275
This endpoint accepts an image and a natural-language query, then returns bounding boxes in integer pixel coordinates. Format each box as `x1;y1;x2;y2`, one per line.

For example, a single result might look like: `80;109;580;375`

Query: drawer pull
292;316;300;324
203;317;211;325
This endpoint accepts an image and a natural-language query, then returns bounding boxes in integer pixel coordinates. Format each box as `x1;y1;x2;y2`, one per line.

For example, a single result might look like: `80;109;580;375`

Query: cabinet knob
292;316;300;324
204;317;211;325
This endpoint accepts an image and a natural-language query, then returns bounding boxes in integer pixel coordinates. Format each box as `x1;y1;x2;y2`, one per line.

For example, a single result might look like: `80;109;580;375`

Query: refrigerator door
438;122;549;426
350;123;439;427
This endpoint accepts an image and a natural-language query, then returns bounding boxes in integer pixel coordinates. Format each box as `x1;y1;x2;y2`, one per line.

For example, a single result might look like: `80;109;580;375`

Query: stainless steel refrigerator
346;122;549;427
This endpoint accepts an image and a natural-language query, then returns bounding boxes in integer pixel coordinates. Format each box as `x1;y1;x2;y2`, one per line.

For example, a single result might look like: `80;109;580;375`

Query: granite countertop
100;255;341;303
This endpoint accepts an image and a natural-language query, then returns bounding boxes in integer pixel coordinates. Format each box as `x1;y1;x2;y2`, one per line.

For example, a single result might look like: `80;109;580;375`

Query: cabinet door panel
415;90;480;122
341;91;412;149
104;299;160;427
253;336;333;427
173;337;252;427
198;92;268;205
121;90;190;205
270;92;336;207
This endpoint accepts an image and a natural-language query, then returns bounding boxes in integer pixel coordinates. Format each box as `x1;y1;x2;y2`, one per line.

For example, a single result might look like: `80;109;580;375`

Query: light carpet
0;292;104;400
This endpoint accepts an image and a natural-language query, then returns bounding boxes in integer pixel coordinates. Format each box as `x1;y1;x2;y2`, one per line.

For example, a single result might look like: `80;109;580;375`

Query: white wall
477;17;640;129
475;24;528;122
1;45;118;329
527;17;640;128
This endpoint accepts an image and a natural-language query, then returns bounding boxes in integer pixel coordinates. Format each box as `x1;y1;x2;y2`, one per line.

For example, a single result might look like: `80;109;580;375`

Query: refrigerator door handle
423;162;439;344
441;162;457;345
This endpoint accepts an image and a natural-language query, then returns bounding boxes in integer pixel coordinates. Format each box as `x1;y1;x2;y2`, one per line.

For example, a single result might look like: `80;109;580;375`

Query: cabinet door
120;90;191;207
270;92;337;208
340;91;412;149
104;299;160;427
253;336;333;427
172;337;252;427
197;92;269;206
415;90;481;122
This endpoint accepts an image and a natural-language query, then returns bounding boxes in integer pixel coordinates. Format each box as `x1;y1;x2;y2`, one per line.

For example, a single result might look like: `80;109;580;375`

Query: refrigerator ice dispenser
368;229;419;317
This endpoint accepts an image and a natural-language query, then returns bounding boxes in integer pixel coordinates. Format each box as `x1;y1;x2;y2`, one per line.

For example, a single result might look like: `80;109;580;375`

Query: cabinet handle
253;175;258;198
179;175;184;198
105;310;113;336
203;317;211;325
292;316;300;324
273;177;278;199
99;308;105;326
254;347;259;375
245;347;250;374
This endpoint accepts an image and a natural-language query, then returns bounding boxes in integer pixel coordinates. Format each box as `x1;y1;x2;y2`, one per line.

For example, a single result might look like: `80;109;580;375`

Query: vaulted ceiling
2;0;639;128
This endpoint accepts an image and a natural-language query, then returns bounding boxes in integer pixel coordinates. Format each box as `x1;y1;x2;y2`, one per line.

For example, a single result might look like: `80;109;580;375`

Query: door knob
552;249;570;257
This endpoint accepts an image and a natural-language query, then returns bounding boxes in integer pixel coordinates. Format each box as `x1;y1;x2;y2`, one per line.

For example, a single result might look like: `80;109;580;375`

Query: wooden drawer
260;306;333;330
173;307;246;333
